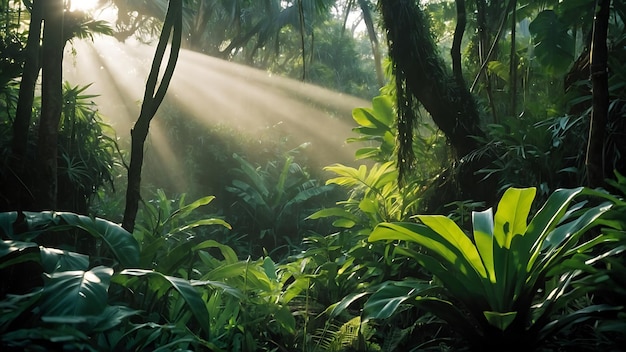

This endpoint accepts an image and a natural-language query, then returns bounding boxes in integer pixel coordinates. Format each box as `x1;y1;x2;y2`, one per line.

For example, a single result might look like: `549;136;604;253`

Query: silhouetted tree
122;0;182;232
35;0;64;209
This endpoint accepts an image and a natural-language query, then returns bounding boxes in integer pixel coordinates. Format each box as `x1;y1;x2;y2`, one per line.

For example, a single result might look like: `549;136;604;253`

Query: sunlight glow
63;36;368;193
69;0;100;12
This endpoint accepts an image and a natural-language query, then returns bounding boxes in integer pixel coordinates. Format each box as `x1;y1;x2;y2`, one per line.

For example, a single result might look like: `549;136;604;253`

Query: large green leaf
472;209;495;283
45;212;140;268
40;247;89;273
192;240;239;264
0;212;17;237
362;280;433;321
529;10;575;74
0;240;39;270
370;222;486;284
40;265;113;316
415;216;488;278
169;195;216;221
202;261;272;292
493;187;535;248
361;280;478;339
115;269;211;339
523;188;585;270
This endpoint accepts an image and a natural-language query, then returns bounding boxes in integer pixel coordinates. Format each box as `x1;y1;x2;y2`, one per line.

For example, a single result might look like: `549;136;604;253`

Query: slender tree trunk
341;0;354;36
12;0;42;160
297;0;307;81
475;0;497;122
122;0;183;232
586;0;610;188
470;0;515;93
451;0;466;86
35;0;64;210
9;0;42;209
508;0;517;117
359;0;384;87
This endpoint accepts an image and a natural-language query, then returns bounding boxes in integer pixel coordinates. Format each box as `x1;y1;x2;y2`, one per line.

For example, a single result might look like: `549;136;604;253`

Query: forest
1;0;625;350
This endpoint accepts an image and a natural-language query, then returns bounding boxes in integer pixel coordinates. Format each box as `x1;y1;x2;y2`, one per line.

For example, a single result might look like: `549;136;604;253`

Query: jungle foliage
1;0;626;350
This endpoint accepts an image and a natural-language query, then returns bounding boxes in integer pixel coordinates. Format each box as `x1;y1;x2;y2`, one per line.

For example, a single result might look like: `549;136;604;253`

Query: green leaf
274;306;296;334
524;188;585;270
0;240;39;270
493;187;536;248
362;280;433;321
529;10;575;74
170;195;216;220
192;240;239;264
370;222;486;282
170;218;231;233
327;291;370;319
483;311;518;331
0;212;18;237
472;209;496;283
40;247;89;273
416;216;488;278
115;269;211;338
56;212;139;267
40;266;113;316
306;207;359;222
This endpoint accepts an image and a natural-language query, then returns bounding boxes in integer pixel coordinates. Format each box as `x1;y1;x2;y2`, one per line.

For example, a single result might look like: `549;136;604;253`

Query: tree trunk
508;0;517;117
379;0;492;203
12;0;42;160
358;0;384;87
298;0;307;81
122;0;182;232
585;0;610;188
35;0;64;210
451;0;466;86
475;0;497;123
9;0;42;209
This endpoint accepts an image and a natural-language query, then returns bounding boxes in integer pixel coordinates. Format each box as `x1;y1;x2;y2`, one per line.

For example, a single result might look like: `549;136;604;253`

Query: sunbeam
63;36;370;192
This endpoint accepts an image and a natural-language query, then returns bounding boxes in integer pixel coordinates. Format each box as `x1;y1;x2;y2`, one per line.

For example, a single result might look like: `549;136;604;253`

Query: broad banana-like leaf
0;240;38;270
40;265;113;316
40;247;89;273
57;212;140;268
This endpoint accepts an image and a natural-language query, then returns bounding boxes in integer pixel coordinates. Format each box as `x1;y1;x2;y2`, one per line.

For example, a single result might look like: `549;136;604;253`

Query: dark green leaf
40;266;113;316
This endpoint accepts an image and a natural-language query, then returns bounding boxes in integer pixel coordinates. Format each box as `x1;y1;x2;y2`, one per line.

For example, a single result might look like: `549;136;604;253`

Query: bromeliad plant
345;187;625;350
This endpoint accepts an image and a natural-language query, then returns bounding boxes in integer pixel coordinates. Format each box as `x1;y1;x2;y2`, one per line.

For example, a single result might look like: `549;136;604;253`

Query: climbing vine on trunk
378;0;490;203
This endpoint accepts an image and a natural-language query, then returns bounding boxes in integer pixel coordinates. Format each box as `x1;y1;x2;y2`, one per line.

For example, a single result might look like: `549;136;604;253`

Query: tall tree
585;0;610;188
122;0;183;232
358;0;384;87
9;0;42;209
35;0;64;209
379;0;490;202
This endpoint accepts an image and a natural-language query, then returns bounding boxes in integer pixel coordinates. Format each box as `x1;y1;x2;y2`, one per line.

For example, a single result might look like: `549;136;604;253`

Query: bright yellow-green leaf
494;188;536;248
417;215;488;278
